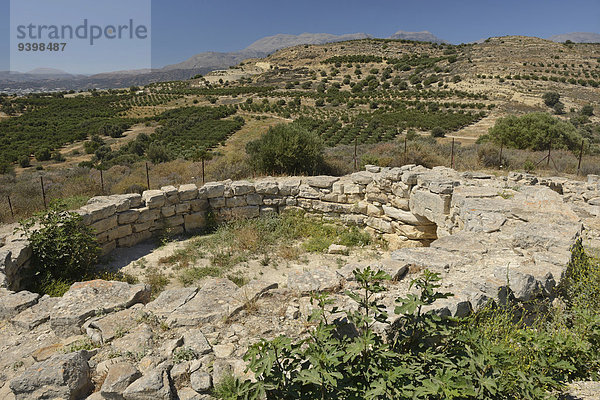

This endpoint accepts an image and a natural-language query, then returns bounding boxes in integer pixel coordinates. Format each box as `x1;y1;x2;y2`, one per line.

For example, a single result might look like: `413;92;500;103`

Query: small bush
246;123;324;175
431;126;446;138
16;204;100;296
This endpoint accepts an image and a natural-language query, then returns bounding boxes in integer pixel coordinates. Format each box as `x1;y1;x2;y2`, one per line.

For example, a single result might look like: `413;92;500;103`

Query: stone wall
1;165;599;291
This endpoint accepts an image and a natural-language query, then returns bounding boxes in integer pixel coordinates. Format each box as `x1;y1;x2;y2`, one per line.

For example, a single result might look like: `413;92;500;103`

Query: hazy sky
1;0;599;72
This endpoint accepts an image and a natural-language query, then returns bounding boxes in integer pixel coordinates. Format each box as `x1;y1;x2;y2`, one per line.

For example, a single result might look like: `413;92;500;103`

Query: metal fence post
577;140;585;176
40;176;47;209
145;162;150;190
7;196;14;218
450;138;455;169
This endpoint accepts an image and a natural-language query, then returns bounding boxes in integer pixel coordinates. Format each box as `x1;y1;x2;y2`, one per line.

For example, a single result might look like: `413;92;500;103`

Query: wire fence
1;138;598;224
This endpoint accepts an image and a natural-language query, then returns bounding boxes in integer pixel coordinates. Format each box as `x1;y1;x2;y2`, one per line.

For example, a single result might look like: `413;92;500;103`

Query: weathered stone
188;198;209;212
246;193;263;206
428;180;459;194
122;362;172;400
0;290;39;319
50;280;150;337
409;189;451;223
142;190;166;209
112;324;154;354
190;370;212;393
101;362;141;400
78;202;116;225
11;295;58;329
230;206;260;219
166;279;239;327
178;184;198;201
382;206;431;225
208;197;226;208
366;217;393;234
175;203;191;214
161;205;176;218
118;210;139;225
9;351;92;400
393;223;438;240
137;208;160;224
118;231;152;247
84;305;143;344
183;329;213;356
288;268;343;294
91;215;118;234
278;178;302;196
226;196;247;208
298;184;321;199
231;180;255;196
184;213;206;232
203;182;226;198
306;176;339;189
351;171;374;185
211;359;233;387
255;179;279;195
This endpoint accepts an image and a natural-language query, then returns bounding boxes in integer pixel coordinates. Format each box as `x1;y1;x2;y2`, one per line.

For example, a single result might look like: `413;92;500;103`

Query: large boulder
9;351;92;400
122;362;172;400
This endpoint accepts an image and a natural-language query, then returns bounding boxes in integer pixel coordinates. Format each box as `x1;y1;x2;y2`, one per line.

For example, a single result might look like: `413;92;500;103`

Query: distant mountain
244;32;372;53
388;30;447;43
548;32;600;43
163;32;371;71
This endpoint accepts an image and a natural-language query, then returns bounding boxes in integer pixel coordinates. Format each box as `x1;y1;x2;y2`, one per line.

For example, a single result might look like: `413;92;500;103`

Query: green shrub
16;204;100;296
19;155;31;168
237;261;597;400
481;112;582;151
246;123;324;175
431;126;446;138
581;104;594;116
35;148;51;162
543;91;561;107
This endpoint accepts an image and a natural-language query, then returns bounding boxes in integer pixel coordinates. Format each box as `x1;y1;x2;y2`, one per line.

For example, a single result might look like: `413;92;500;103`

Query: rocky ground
0;167;599;399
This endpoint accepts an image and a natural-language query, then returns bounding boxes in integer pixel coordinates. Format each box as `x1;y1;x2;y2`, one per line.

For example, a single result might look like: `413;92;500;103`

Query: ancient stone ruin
0;165;599;399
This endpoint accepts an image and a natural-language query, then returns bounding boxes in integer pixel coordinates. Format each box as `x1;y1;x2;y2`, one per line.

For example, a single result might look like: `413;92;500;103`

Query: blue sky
1;0;600;73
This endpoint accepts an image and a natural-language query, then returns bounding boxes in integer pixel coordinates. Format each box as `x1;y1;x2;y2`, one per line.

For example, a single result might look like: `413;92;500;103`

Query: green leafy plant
16;203;100;296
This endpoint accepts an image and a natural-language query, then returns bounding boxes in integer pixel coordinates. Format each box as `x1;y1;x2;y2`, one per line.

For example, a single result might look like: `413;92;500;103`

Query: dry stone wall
0;165;599;293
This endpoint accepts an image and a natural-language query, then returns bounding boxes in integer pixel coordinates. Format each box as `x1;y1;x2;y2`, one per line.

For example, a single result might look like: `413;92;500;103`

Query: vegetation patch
158;211;374;286
217;240;600;400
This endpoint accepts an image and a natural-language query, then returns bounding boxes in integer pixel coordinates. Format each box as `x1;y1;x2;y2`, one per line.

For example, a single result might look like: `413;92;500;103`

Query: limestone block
91;215;118;234
161;205;176;218
226;196;247;208
184;213;206;232
118;210;139;225
178;184;198;201
231;180;255;196
142;190;166;209
255;179;279;195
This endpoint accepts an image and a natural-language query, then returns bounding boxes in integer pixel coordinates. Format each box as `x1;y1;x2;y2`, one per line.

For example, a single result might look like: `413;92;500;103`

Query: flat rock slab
101;362;141;399
144;287;198;318
0;290;39;320
166;278;240;327
84;304;144;344
288;268;343;294
50;280;150;337
11;295;59;330
9;351;92;400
